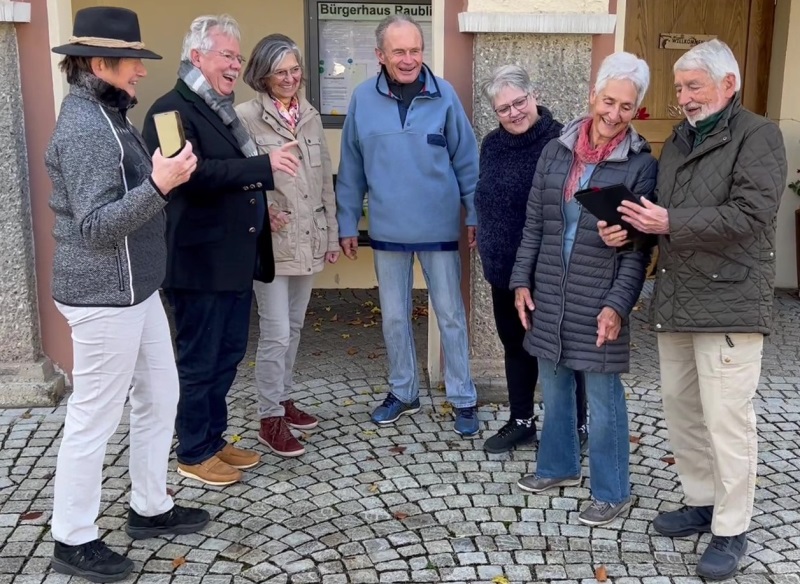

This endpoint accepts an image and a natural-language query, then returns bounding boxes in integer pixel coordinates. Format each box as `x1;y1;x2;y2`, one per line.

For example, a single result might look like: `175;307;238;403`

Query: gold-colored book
153;110;186;157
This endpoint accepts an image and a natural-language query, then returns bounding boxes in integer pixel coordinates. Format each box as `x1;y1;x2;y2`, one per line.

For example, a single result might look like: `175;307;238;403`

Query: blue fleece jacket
336;65;479;251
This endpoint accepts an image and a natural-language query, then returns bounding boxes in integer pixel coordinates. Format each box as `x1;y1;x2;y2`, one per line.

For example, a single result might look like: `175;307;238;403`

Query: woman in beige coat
237;33;338;458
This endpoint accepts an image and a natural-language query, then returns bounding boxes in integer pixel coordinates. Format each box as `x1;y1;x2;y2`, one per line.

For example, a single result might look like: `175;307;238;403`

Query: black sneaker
578;424;589;454
696;533;748;580
484;419;537;453
126;504;210;540
653;505;713;537
51;539;133;583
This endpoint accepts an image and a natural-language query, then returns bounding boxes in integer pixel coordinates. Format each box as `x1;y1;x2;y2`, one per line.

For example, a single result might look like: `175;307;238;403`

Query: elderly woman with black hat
47;7;208;582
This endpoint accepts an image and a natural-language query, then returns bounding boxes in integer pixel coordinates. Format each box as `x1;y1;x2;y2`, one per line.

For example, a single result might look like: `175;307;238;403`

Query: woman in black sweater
475;65;587;453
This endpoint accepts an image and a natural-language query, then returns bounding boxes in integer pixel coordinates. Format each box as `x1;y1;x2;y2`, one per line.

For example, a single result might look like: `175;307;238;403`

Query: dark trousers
165;288;252;465
491;285;587;428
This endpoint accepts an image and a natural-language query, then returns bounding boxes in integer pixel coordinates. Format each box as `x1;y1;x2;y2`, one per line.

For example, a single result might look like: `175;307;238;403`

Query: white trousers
658;332;763;536
52;292;178;545
253;275;315;419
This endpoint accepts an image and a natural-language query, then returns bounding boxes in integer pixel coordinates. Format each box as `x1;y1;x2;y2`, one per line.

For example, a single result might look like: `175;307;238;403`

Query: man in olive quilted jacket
599;40;787;581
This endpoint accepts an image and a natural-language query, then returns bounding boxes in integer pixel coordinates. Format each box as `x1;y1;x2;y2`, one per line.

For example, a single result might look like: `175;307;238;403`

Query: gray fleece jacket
47;75;167;307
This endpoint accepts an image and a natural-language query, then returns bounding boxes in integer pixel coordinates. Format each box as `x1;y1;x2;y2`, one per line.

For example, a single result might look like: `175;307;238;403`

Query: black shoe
126;505;210;540
484;419;537;453
51;539;133;583
578;424;589;454
653;505;713;537
696;533;748;580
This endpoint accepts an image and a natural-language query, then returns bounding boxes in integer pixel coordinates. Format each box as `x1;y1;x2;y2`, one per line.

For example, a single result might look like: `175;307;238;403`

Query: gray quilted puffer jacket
649;94;787;335
509;119;658;373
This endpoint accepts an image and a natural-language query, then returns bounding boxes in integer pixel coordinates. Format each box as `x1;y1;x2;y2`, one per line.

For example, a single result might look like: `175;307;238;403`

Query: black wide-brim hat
52;6;162;60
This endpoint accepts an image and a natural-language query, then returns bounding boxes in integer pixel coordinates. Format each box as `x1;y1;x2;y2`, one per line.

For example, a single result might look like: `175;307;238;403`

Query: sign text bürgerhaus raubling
318;3;432;20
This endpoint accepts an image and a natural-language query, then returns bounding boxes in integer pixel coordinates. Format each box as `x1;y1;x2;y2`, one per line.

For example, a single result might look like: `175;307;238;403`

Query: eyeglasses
271;66;303;80
205;49;246;65
494;95;530;117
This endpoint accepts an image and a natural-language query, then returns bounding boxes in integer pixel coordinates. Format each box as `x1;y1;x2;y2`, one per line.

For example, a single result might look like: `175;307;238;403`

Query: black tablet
574;184;644;235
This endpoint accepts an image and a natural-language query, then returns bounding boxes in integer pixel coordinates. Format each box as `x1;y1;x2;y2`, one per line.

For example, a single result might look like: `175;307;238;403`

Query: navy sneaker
371;394;420;425
696;533;748;580
454;406;479;436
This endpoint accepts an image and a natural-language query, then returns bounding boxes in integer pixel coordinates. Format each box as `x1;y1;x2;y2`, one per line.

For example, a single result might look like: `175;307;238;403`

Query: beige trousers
657;332;763;536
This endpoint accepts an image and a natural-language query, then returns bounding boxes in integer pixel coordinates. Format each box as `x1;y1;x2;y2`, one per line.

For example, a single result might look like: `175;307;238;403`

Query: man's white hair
673;39;741;91
594;52;650;108
180;14;241;62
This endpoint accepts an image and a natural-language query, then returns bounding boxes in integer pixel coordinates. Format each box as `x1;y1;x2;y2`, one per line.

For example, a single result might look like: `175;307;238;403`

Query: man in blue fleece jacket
336;14;480;437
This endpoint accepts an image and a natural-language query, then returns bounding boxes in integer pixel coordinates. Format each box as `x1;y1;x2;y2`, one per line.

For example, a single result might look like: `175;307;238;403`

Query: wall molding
458;12;616;34
0;1;31;23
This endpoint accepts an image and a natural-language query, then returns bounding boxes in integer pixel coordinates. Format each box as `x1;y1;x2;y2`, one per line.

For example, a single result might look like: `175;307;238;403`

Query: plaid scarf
272;96;300;133
178;60;257;157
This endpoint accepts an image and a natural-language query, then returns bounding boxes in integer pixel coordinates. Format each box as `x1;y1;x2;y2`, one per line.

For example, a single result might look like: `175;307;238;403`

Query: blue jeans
165;289;252;465
373;250;477;409
537;358;630;504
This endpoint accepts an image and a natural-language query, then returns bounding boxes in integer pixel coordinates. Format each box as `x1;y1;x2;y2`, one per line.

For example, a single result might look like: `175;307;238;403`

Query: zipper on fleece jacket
114;245;125;292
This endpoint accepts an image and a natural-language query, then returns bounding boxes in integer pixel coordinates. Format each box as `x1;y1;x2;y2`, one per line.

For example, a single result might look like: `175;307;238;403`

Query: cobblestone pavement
1;288;800;584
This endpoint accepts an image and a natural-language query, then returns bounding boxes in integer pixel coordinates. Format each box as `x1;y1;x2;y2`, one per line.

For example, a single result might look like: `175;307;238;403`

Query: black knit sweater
475;107;563;288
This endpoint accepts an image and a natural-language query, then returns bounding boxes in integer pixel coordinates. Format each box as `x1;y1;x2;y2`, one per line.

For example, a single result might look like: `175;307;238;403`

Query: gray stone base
473;357;542;405
0;360;66;407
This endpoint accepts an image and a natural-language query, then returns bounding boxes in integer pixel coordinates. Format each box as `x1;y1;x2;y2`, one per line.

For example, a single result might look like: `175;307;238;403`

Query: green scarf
691;109;725;147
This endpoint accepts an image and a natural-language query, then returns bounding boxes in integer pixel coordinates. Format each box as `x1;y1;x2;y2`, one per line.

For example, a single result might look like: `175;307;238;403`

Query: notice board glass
305;0;432;128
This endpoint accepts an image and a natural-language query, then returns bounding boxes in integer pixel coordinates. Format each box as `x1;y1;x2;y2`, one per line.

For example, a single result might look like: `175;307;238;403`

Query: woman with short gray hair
236;34;339;458
510;52;657;526
475;64;588;454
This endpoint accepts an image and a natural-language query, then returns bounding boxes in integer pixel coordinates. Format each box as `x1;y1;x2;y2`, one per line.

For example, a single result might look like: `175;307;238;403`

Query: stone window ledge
458;12;616;34
0;1;31;23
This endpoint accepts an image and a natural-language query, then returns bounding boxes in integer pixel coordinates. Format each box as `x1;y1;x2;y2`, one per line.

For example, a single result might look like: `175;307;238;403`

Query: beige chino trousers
657;332;763;536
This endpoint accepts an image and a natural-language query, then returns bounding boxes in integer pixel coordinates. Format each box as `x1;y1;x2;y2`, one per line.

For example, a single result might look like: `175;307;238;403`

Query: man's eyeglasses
271;66;303;80
494;95;530;117
206;49;246;65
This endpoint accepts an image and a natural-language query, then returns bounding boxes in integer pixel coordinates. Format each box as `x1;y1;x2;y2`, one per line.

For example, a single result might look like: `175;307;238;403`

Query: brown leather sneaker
281;399;319;430
216;443;260;470
259;416;305;457
177;456;241;486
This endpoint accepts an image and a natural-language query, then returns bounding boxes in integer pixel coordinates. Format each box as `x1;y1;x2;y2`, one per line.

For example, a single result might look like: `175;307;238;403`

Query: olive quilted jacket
649;94;788;335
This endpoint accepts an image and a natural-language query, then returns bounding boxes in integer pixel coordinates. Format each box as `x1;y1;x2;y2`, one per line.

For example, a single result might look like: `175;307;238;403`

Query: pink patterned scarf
272;96;300;133
564;118;628;201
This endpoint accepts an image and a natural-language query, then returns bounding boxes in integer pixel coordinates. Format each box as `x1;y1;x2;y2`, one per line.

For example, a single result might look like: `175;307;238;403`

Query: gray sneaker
578;498;631;526
517;474;581;493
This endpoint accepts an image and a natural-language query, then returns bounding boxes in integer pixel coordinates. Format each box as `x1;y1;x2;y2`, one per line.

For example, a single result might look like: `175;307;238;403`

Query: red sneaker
281;399;319;430
258;417;305;457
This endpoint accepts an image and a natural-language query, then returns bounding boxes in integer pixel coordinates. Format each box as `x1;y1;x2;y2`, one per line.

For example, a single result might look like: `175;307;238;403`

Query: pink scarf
564;118;628;201
272;96;300;133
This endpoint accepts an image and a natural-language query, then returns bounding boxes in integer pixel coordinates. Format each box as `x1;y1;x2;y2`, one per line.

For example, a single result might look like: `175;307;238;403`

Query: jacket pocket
687;251;749;282
427;133;447;148
719;333;763;399
272;216;297;262
114;245;125;291
312;206;328;259
305;136;322;167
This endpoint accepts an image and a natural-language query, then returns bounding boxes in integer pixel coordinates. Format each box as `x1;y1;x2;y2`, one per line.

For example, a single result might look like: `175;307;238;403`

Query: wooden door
624;0;775;158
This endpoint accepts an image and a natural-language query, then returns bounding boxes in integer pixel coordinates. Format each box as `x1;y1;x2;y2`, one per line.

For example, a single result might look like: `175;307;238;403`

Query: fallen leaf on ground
247;361;256;367
347;347;359;356
492;576;510;584
314;327;321;332
20;512;43;521
166;487;176;497
330;314;339;322
363;300;375;308
435;383;446;393
393;511;409;520
439;402;454;416
629;434;641;444
389;446;407;454
367;352;380;359
343;399;355;406
312;351;322;356
349;318;363;326
325;306;332;311
341;333;351;339
230;434;242;443
661;455;676;465
370;307;381;314
300;432;311;441
595;565;608;582
368;483;380;493
172;557;187;570
362;430;377;436
363;322;378;328
20;411;31;419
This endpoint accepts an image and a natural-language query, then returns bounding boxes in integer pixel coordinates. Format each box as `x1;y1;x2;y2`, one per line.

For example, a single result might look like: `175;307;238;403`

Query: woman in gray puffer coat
509;52;657;528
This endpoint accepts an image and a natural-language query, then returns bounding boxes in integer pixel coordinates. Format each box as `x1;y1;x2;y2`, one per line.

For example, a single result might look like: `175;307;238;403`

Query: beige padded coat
236;94;338;277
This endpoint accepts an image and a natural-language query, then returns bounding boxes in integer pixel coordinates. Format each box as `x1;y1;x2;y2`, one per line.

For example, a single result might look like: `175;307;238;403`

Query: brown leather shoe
258;416;305;457
281;399;319;430
177;457;241;486
216;443;260;470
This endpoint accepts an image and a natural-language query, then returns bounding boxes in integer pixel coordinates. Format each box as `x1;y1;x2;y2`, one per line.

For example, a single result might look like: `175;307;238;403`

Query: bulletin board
305;0;433;128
